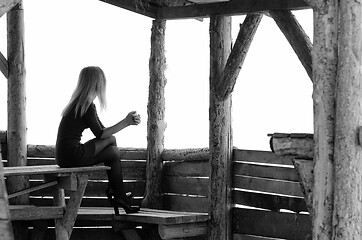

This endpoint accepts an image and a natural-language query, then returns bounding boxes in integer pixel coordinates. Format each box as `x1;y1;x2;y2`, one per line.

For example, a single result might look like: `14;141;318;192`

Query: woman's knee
104;145;121;160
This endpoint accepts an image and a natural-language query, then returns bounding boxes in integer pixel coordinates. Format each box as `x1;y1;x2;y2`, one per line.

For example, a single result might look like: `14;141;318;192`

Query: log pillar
300;0;339;238
7;2;28;239
142;19;167;210
7;0;28;202
332;0;362;238
208;15;233;240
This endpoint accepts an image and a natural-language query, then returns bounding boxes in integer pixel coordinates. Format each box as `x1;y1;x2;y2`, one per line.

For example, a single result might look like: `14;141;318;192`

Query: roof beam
0;0;21;18
157;0;310;19
99;0;157;18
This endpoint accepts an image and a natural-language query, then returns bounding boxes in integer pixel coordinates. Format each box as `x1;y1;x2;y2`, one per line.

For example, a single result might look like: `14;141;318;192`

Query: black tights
90;145;126;199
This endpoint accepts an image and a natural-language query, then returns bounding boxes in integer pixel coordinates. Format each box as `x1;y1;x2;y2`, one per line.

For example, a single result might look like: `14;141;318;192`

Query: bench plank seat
77;207;209;225
3;165;110;177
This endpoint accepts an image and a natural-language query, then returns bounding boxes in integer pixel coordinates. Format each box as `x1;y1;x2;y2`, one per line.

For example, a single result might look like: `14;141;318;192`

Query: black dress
55;103;104;167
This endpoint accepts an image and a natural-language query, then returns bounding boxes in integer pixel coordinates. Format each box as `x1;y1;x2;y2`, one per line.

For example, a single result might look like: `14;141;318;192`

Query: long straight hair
62;66;107;117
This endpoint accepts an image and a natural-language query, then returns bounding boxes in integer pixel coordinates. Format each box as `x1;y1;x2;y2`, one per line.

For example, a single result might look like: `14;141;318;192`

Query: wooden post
7;2;28;239
208;15;232;240
332;0;362;238
304;0;339;238
0;146;14;240
142;19;167;210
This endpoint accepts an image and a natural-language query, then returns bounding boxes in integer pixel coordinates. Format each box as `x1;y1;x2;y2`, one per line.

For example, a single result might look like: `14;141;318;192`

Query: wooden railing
1;132;312;239
232;149;311;240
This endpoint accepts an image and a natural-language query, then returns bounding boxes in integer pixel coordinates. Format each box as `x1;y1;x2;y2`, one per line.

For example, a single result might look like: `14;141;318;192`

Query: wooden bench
4;164;110;240
4;162;210;240
0;135;211;239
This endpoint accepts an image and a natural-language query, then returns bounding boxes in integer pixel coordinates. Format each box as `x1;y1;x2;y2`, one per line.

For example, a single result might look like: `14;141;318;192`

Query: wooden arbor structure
0;0;362;240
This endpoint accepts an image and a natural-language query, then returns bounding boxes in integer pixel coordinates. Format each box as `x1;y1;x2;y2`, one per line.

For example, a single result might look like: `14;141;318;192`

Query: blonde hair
62;66;107;117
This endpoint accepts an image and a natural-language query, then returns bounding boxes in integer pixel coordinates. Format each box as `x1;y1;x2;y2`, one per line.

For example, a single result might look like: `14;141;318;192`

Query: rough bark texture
310;1;339;239
208;15;233;240
269;10;313;81
269;133;314;159
142;19;167;210
7;1;28;203
216;13;262;101
7;3;29;239
332;0;362;238
162;148;209;161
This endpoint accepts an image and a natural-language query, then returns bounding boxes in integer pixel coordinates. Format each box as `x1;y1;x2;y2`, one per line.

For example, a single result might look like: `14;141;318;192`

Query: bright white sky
0;0;313;151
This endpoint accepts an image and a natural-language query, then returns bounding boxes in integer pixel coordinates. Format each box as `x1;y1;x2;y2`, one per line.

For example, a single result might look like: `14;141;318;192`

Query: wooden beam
7;181;58;199
216;13;262;101
9;205;64;221
162;148;209;161
269;133;314;159
0;51;8;78
99;0;157;18
157;0;310;20
269;10;312;81
209;15;232;240
0;0;20;18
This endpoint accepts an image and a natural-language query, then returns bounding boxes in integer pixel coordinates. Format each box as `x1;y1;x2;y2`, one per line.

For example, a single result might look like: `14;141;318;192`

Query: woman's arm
100;111;141;139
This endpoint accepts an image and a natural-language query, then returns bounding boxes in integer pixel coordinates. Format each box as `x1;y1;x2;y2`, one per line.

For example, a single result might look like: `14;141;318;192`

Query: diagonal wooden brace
292;159;313;216
54;173;88;240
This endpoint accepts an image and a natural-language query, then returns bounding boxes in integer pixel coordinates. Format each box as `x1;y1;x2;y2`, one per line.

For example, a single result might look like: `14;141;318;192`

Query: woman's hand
101;111;141;138
126;111;141;126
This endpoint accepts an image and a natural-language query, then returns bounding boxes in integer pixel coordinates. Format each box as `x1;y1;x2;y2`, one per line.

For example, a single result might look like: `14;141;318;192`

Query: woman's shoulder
84;102;97;116
88;102;96;110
